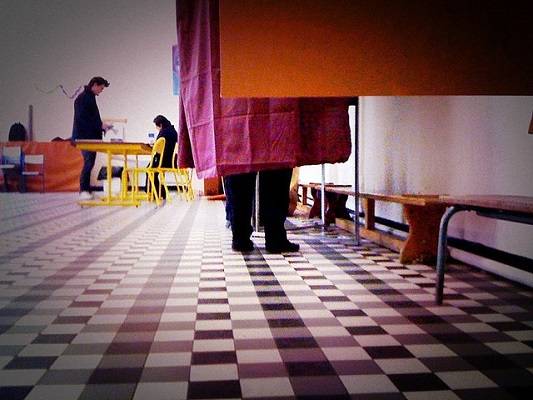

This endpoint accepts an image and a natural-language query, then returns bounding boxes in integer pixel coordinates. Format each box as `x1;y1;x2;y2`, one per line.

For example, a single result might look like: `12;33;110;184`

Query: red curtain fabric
176;0;351;178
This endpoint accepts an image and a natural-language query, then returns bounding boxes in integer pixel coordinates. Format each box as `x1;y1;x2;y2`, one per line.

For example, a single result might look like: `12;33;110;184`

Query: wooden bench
435;195;533;304
299;183;352;223
298;183;446;265
299;186;533;305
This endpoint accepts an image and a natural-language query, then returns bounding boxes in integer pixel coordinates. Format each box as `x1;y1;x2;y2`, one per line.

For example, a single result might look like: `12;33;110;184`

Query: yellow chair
158;143;194;201
180;168;194;201
126;137;169;206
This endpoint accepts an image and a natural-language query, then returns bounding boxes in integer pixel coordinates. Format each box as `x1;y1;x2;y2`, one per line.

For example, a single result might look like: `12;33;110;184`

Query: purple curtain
176;0;351;178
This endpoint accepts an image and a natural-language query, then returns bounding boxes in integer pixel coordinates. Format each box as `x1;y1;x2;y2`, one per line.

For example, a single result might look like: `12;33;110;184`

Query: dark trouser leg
80;150;96;192
259;168;298;252
3;170;12;192
144;163;164;199
20;166;26;193
2;167;22;192
1;170;7;192
224;172;256;250
153;172;165;199
225;194;232;226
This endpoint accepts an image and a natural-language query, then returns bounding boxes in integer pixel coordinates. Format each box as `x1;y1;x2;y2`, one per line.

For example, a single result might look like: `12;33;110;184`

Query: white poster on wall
102;118;127;142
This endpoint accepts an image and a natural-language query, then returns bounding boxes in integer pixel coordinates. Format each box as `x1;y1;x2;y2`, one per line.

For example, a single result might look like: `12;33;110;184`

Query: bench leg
301;187;308;206
334;194;351;219
325;191;340;224
401;204;446;264
309;188;336;224
362;198;375;230
436;206;463;304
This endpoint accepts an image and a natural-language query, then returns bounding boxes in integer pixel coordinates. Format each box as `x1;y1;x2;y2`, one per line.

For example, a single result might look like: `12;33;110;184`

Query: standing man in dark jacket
150;115;177;200
72;76;110;200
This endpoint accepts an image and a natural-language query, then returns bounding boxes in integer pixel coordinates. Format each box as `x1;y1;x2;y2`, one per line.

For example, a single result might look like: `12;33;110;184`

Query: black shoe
232;239;254;252
265;240;300;254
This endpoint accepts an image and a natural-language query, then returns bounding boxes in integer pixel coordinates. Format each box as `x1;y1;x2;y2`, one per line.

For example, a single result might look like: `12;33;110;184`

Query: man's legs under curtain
259;168;299;253
223;172;256;251
224;168;299;253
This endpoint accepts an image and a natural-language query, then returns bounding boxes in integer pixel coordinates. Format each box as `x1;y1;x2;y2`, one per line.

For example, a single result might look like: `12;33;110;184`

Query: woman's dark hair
8;122;27;141
153;115;171;128
87;76;109;88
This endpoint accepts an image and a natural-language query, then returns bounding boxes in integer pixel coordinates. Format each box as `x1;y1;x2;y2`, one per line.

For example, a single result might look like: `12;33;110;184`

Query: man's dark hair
153;115;171;128
87;76;110;88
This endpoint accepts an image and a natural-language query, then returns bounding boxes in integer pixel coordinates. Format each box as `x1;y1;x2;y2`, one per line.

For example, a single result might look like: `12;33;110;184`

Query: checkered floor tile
0;193;532;399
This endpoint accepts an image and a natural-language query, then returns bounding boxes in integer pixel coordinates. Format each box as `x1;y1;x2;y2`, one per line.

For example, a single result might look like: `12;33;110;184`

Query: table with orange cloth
0;141;82;192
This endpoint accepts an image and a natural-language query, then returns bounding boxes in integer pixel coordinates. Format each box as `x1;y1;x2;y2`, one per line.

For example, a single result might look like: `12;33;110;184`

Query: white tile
145;352;192;367
381;324;426;335
19;344;68;357
473;314;513;323
0;369;46;386
160;313;196;322
233;328;273;340
405;391;461;400
322;346;370;361
452;323;497;333
324;302;359;310
101;299;136;308
133;382;188;400
59;307;98;317
236;349;282;364
0;333;38;345
71;333;116;344
354;335;400;347
15;315;57;326
230;311;266;320
241;377;294;397
340;374;398;394
363;308;401;317
42;324;85;334
193;339;235;352
437;371;497;389
88;314;127;324
0;356;13;369
195;320;232;330
506;330;533;341
486;341;533;355
376;358;430;374
51;355;103;370
154;330;194;341
25;385;85;400
337;316;377;327
190;364;238;381
406;344;457;358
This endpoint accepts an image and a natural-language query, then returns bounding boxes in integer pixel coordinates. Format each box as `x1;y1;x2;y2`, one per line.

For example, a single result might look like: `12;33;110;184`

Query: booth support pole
321;164;326;227
254;173;260;232
354;98;360;245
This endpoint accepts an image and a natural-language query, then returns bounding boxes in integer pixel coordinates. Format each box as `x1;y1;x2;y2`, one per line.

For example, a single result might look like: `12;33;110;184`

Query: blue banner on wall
172;44;180;96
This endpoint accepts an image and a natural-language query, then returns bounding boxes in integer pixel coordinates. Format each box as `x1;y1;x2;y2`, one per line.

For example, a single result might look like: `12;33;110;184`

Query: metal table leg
436;205;463;304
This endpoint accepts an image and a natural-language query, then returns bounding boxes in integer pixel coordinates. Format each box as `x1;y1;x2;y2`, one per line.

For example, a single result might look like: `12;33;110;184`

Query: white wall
302;96;533;285
0;0;178;142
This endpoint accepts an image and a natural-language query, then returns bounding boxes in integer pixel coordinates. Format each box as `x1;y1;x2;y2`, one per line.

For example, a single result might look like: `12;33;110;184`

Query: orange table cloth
1;141;82;192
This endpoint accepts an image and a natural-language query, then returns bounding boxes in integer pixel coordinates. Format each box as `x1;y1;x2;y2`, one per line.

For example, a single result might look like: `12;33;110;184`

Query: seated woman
147;115;177;199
